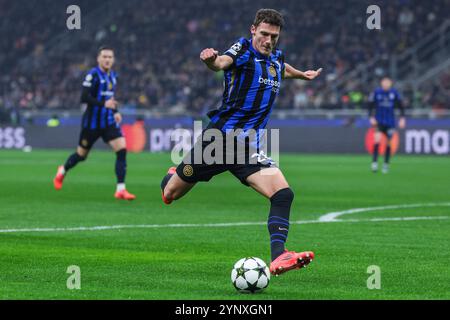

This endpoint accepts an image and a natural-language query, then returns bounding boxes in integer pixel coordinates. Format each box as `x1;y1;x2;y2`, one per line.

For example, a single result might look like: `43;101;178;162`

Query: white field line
0;216;448;234
318;203;450;222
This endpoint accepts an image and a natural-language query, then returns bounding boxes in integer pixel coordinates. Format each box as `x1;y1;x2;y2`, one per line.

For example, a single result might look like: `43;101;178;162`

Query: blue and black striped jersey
81;67;118;130
207;37;285;133
369;88;403;128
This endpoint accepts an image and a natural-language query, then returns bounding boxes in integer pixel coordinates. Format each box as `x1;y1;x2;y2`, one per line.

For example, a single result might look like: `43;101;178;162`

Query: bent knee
76;148;89;159
270;187;294;204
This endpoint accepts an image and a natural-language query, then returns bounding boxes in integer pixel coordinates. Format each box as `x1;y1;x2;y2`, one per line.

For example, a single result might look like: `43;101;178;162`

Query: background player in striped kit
53;47;136;200
369;77;406;174
161;9;322;275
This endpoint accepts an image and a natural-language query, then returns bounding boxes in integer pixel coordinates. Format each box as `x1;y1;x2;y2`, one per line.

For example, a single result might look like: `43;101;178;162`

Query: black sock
373;143;379;162
64;152;85;172
385;145;391;164
115;149;127;184
160;173;173;191
268;188;294;261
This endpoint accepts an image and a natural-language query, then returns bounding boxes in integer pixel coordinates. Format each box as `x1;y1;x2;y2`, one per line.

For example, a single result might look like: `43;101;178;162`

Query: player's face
251;23;280;56
97;50;115;71
381;78;393;91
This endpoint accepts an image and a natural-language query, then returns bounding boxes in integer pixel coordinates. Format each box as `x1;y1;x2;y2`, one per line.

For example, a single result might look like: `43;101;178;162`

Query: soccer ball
231;257;270;293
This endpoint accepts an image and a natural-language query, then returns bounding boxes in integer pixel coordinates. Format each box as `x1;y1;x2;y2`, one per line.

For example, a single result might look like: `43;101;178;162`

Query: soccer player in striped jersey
53;46;136;200
368;77;406;174
160;9;322;275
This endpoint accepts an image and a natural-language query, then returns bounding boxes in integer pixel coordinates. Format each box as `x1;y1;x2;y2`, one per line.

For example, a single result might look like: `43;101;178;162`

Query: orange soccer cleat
161;190;172;205
53;166;65;190
114;189;136;201
167;166;177;175
269;250;314;276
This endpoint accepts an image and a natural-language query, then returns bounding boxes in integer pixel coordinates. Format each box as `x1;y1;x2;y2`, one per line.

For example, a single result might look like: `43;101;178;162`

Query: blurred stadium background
0;0;449;155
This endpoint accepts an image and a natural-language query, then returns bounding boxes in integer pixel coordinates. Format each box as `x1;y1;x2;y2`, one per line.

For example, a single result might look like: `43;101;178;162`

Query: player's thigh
101;125;125;151
78;128;99;156
108;136;126;152
246;167;290;199
164;172;196;199
374;129;382;143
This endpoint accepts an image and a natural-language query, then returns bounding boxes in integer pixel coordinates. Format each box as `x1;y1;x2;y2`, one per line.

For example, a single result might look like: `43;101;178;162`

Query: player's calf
268;188;294;261
54;152;86;190
64;152;86;172
114;148;136;200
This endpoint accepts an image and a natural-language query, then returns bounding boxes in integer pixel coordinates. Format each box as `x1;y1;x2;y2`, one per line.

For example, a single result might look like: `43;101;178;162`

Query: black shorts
176;130;276;186
78;125;123;149
376;124;395;139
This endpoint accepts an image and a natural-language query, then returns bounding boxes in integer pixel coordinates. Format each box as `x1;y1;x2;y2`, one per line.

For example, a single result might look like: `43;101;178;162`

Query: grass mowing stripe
1;150;449;299
0;215;448;233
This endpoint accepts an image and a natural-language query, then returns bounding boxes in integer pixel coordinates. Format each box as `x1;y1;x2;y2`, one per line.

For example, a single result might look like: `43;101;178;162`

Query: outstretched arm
284;63;322;80
200;48;234;72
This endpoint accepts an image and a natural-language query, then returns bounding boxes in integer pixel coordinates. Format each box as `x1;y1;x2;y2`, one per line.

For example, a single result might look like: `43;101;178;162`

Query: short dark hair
97;46;114;56
253;9;284;29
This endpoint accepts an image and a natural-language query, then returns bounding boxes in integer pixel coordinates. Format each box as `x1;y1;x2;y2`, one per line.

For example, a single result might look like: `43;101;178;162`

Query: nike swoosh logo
255;59;265;62
278;227;288;231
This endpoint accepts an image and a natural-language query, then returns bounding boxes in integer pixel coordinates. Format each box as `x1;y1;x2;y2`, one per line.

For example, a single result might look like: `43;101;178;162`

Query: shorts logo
269;65;277;77
183;165;194;177
81;139;88;147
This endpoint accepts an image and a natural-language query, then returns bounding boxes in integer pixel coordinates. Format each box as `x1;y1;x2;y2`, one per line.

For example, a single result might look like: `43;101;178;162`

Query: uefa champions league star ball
231;257;270;293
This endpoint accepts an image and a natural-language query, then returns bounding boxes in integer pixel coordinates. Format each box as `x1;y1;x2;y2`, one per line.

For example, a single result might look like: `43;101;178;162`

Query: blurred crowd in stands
0;0;448;123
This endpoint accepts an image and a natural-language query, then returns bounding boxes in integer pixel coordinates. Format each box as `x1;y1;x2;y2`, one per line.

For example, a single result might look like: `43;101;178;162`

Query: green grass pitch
0;150;449;299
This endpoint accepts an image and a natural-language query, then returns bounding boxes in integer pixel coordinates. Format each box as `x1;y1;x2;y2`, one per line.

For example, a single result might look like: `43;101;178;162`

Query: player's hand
114;112;122;124
200;48;219;64
370;117;377;127
303;68;322;80
105;98;118;110
398;117;406;129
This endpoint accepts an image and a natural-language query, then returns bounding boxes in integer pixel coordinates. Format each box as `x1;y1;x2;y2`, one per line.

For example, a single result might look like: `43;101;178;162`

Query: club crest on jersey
269;65;277;77
108;82;113;90
183;165;194;177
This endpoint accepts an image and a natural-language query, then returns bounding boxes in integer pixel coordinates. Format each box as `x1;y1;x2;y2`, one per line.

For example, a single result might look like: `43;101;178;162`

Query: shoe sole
271;256;313;276
115;196;135;201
